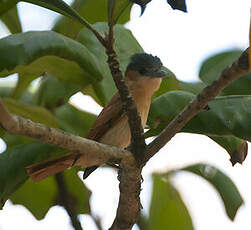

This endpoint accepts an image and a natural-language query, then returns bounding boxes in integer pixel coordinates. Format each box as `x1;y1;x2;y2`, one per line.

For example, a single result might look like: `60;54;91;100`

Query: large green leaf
0;5;22;34
53;0;132;38
0;130;31;147
0;85;14;98
11;74;38;99
147;91;194;131
77;22;144;105
0;97;58;148
55;103;97;137
21;0;92;28
108;0;131;25
199;50;243;84
167;163;243;220
0;87;38;147
178;80;206;95
10;177;58;219
0;31;103;85
147;91;250;163
59;169;91;215
2;97;58;127
33;74;81;109
0;142;65;208
10;169;91;220
148;91;251;141
0;83;35;105
220;72;251;95
0;0;17;16
149;175;193;230
199;50;251;95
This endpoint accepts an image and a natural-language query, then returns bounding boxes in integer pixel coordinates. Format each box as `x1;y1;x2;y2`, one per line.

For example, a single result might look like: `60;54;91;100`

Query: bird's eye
139;68;146;75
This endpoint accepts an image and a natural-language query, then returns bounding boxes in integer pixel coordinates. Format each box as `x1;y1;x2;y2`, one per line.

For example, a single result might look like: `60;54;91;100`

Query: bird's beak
151;69;167;78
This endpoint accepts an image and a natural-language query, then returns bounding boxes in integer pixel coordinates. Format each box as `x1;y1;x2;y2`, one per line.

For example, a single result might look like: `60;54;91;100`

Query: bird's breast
100;76;162;149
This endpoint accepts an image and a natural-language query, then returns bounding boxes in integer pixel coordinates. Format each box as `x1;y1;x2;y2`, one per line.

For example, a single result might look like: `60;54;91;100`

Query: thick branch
0;100;130;167
55;173;83;230
109;155;142;230
145;48;250;162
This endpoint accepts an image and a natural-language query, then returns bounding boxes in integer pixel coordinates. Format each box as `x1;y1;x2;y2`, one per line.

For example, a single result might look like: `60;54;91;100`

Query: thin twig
55;173;83;230
0;100;131;167
145;47;250;162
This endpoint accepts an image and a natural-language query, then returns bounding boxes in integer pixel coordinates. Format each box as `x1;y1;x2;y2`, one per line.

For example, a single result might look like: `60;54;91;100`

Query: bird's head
126;53;166;78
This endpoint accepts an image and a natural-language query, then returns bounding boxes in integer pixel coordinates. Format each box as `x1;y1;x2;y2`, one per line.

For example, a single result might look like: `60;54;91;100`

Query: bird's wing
86;92;123;141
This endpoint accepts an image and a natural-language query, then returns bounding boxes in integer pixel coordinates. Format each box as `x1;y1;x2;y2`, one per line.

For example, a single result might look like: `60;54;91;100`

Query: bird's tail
26;154;77;182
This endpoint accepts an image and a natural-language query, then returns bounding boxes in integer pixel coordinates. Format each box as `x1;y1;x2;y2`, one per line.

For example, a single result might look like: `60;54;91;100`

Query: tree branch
105;13;146;230
0;100;130;167
145;47;250;162
109;155;142;230
55;173;83;230
104;25;146;163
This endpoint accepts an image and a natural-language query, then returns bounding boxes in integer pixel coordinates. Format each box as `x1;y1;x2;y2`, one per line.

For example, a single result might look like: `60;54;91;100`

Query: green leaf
0;87;39;148
77;22;144;105
55;103;97;137
185;95;251;140
0;31;103;85
33;74;81;109
0;85;13;98
10;177;58;219
0;130;32;148
0;0;17;16
221;72;251;96
178;80;206;95
111;0;131;24
11;74;38;99
199;50;251;95
2;97;58;127
149;175;193;230
60;169;91;214
53;0;132;38
148;91;251;142
199;50;243;84
22;0;92;29
0;142;65;208
168;163;244;220
10;169;91;220
0;5;22;34
147;91;194;131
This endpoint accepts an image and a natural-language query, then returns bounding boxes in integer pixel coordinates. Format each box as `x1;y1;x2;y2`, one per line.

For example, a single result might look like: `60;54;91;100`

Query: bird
26;53;166;182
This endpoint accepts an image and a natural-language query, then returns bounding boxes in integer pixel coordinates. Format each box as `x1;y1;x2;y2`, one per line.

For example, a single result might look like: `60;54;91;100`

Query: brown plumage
26;53;166;181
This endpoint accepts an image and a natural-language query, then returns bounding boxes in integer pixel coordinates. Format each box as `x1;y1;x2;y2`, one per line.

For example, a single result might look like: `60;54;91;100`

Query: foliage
0;0;247;229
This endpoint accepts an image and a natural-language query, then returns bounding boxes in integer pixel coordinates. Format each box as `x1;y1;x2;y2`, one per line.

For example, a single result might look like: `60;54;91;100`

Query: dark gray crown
126;53;166;78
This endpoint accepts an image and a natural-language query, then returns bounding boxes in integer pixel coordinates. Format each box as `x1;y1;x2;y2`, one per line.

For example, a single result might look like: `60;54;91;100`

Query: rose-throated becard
26;53;166;181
